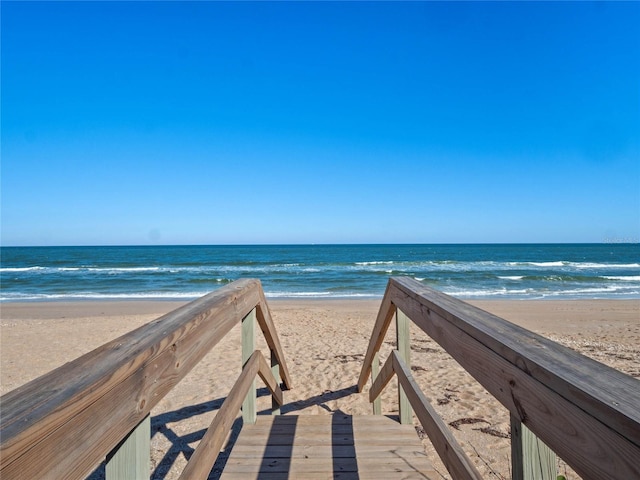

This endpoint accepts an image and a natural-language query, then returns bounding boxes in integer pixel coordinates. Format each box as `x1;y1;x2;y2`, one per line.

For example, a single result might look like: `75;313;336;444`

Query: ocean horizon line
2;241;639;249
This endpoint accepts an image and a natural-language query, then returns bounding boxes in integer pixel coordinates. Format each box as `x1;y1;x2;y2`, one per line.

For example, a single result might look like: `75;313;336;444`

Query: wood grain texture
220;414;437;479
242;309;257;424
256;287;293;390
105;414;150;480
178;350;282;480
387;277;640;480
369;350;482;480
271;348;283;414
391;277;640;443
510;414;556;480
392;351;483;480
371;351;381;415
368;348;395;404
357;281;396;392
0;279;289;480
396;309;412;425
257;351;284;407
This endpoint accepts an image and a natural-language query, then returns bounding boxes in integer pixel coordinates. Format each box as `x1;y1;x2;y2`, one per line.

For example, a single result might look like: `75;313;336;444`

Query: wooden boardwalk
3;279;638;480
220;413;438;479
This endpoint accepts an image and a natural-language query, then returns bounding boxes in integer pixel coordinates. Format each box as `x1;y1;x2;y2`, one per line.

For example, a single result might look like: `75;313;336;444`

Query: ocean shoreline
2;297;640;320
3;244;639;302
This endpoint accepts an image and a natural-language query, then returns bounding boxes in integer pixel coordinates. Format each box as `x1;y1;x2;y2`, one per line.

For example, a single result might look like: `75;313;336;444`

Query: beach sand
1;298;638;479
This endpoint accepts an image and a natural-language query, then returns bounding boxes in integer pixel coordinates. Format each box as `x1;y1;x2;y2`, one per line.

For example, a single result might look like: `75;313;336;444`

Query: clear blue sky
2;1;639;246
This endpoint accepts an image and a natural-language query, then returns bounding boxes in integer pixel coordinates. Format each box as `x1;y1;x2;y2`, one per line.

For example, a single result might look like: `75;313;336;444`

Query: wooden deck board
220;473;432;480
219;414;438;479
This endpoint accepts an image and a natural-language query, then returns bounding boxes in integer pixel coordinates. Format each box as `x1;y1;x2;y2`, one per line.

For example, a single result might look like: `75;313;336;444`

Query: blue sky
2;1;639;246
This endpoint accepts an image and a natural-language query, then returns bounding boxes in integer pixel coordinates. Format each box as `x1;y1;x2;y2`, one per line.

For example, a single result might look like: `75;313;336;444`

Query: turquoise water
1;244;638;301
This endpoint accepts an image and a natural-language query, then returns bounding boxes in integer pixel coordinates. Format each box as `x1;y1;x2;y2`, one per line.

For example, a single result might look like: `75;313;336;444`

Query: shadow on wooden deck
88;385;363;479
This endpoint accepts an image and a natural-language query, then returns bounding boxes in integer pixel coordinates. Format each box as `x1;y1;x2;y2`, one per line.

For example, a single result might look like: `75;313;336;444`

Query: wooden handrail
0;279;292;480
357;280;397;392
178;350;283;480
255;284;292;390
370;351;482;480
360;277;640;480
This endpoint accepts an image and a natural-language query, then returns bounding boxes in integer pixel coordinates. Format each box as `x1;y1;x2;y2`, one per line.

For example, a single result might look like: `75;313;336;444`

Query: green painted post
242;308;257;424
105;414;150;480
511;414;556;480
396;309;412;424
271;348;281;415
371;351;381;415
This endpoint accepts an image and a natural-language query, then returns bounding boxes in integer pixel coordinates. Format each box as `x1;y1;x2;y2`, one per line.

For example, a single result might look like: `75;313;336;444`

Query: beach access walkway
220;413;436;479
1;278;639;480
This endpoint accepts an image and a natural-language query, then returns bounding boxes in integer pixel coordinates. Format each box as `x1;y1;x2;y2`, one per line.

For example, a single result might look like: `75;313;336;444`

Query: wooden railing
0;279;292;480
359;277;640;480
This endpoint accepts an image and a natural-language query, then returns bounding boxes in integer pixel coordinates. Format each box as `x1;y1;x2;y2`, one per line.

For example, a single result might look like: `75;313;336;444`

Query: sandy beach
1;298;638;479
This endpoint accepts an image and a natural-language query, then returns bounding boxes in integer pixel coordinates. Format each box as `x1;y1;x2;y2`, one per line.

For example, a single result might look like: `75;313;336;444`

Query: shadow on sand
87;384;361;479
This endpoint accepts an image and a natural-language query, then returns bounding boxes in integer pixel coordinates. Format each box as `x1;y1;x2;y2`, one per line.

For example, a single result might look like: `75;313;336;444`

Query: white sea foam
506;261;640;269
0;291;207;301
3;266;168;274
603;275;640;281
0;266;46;272
529;261;566;267
538;285;632;297
88;267;162;273
572;262;640;269
443;287;532;297
265;291;377;298
355;261;394;266
499;276;524;280
443;284;638;298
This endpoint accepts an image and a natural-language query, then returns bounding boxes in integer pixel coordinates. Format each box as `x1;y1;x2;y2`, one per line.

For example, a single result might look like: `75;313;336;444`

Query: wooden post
271;348;281;415
242;308;257;424
511;414;556;480
371;351;381;415
396;309;412;424
105;414;150;480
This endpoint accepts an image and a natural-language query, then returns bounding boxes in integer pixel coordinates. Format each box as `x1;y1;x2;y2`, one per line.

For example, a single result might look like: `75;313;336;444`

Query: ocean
0;244;638;302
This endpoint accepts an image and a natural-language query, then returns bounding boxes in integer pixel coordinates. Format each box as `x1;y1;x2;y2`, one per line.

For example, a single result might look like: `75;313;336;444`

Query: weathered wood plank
105;414;150;480
255;287;293;390
242;308;257;425
390;276;640;446
236;422;411;436
388;277;640;480
396;309;412;425
511;414;556;480
371;351;381;415
221;472;432;480
244;413;404;427
178;350;281;480
369;350;481;480
258;352;284;408
228;444;429;459
369;350;395;404
271;348;282;415
392;351;483;480
0;279;290;480
222;415;436;479
234;433;419;446
357;283;396;391
223;456;430;473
